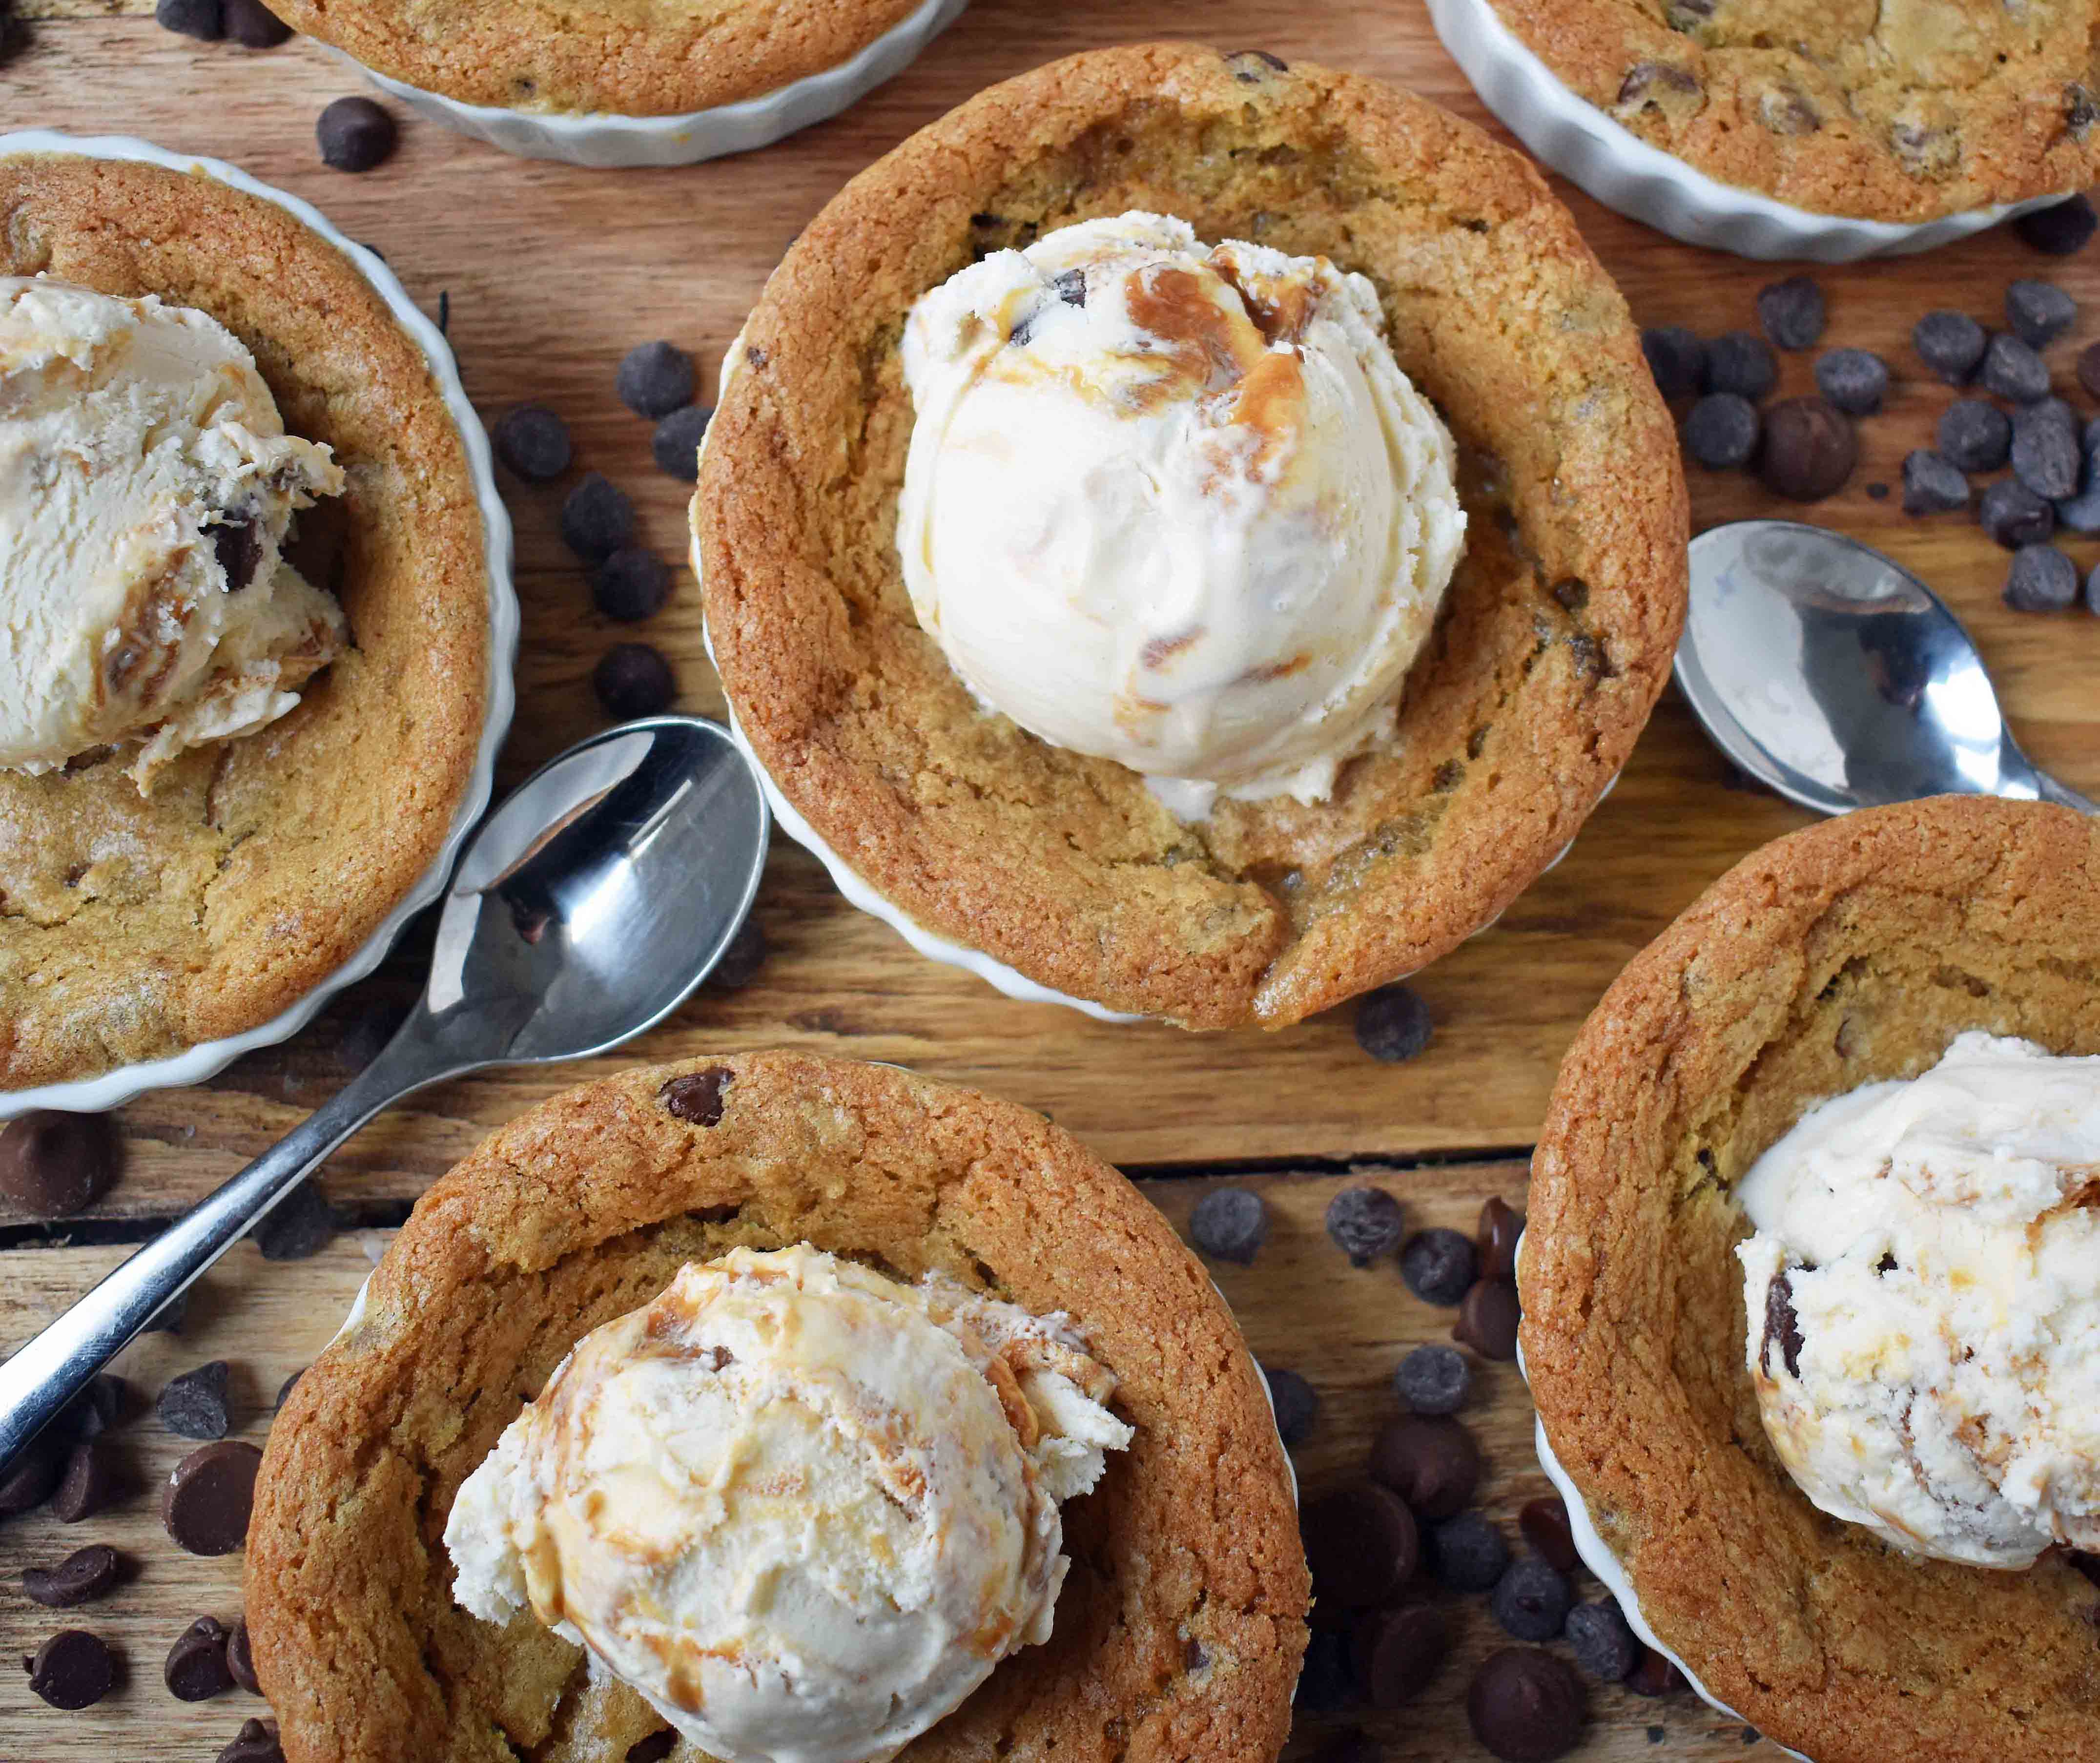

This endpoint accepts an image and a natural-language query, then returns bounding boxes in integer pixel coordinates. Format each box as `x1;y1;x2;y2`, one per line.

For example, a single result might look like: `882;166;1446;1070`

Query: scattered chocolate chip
1936;399;2011;472
1468;1647;1586;1762
0;1436;62;1515
253;1182;336;1261
1758;396;1856;501
560;472;636;563
707;915;766;990
593;643;678;720
143;1288;190;1334
659;1066;732;1127
1519;1496;1579;1573
1900;450;1969;515
2080;343;2100;400
1565;1601;1640;1682
1326;1186;1405;1266
626;1736;676;1763
1456;1278;1521;1359
226;1619;260;1696
166;1617;235;1701
2006;279;2077;349
490;404;571;481
23;1628;116;1710
616;341;696;419
315;96;397;173
1302;1484;1418;1608
58;1373;129;1442
1294;1629;1355;1713
159;1362;232;1441
2012;399;2082;499
1371;1414;1482;1519
22;1545;126;1608
1982;332;2052;404
1260;1364;1318;1448
1756;275;1825;350
1703;331;1777;401
2005;543;2080;612
50;1438;118;1523
1353;984;1433;1061
1682;393;1758;469
2015;195;2097;257
220;0;290;43
1491;1556;1575;1642
1393;1342;1471;1416
155;0;221;37
1980;478;2057;549
1811;347;1887;415
1478;1197;1524;1282
162;1441;263;1556
1189;1188;1267;1265
593;548;673;622
651;402;712;480
1426;1510;1509;1592
1913;311;1988;383
0;1111;122;1218
1626;1647;1685;1697
274;1369;305;1410
1639;326;1706;398
1351;1602;1448;1708
217;1717;285;1763
2057;475;2100;534
1400;1229;1477;1306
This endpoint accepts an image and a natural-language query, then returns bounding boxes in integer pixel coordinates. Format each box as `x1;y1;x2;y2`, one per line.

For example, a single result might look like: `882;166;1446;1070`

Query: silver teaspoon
0;714;769;1479
1677;520;2096;816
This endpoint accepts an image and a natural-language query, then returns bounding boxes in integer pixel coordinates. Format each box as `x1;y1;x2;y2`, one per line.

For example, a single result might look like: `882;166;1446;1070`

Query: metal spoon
0;715;769;1478
1677;520;2096;816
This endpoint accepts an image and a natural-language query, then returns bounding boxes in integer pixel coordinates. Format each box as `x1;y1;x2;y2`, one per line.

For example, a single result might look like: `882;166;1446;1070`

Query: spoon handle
0;1026;451;1482
2034;769;2099;816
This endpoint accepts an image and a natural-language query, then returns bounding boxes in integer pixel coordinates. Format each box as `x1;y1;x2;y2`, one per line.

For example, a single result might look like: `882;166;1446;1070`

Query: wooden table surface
3;0;2098;1757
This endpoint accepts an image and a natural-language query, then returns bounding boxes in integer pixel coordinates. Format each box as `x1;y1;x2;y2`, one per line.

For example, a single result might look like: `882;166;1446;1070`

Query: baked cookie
1487;0;2099;222
696;42;1686;1030
1524;796;2100;1763
248;1051;1308;1763
0;151;490;1090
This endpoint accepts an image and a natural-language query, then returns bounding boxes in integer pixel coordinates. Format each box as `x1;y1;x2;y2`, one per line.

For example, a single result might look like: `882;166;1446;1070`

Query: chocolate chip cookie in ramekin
248;1050;1309;1763
695;42;1687;1031
1523;795;2100;1763
0;133;513;1109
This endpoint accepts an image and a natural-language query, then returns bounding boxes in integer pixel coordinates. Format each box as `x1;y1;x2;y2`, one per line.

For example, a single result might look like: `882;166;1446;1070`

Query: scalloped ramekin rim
0;128;518;1120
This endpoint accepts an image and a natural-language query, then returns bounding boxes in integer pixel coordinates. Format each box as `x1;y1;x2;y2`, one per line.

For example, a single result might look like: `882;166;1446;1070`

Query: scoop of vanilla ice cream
0;275;347;792
444;1244;1133;1763
896;211;1465;819
1736;1031;2100;1568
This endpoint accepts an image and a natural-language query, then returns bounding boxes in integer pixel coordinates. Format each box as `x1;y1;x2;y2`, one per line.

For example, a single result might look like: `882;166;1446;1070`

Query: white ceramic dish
349;0;967;168
1424;0;2066;263
0;129;519;1121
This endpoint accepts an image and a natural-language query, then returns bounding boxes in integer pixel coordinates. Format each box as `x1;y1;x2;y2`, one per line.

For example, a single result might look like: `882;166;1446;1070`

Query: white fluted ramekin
347;0;966;168
1424;0;2068;263
0;130;518;1121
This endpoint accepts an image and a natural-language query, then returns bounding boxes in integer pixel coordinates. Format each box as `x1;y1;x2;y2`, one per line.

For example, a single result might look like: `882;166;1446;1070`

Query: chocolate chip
220;0;290;43
1758;397;1856;501
651;403;712;480
2005;543;2080;612
560;472;636;563
626;1737;675;1763
593;643;677;720
2088;563;2100;616
1308;1731;1379;1763
1616;61;1698;108
1761;1269;1806;1378
0;1435;62;1515
1294;1629;1355;1713
706;915;766;990
253;1182;335;1261
593;548;673;623
1456;1278;1521;1359
1756;84;1819;134
1260;1364;1318;1447
1936;399;2010;473
51;1437;118;1523
1982;332;2052;404
166;1616;234;1701
1478;1197;1524;1282
659;1066;732;1126
2057;474;2100;534
1703;331;1777;401
272;1370;304;1414
162;1441;262;1556
0;1110;122;1218
2070;1552;2100;1588
144;1288;190;1334
1224;47;1287;77
1393;1342;1472;1415
617;341;696;419
2007;279;2077;349
1980;478;2056;549
1325;1186;1404;1265
1354;984;1432;1061
2080;342;2100;400
1371;1414;1482;1519
1350;1603;1448;1708
58;1373;129;1442
1519;1495;1578;1572
226;1618;260;1694
1639;326;1707;399
22;1545;126;1608
1626;1647;1684;1697
1901;450;1969;515
217;1717;285;1763
1491;1556;1574;1641
210;515;262;592
315;96;397;173
1682;393;1758;469
1565;1601;1639;1682
1426;1510;1509;1591
23;1629;116;1709
491;404;571;481
159;1362;232;1441
2012;399;2082;498
2015;195;2097;257
1400;1229;1477;1306
1189;1188;1267;1264
1468;1647;1585;1762
1756;275;1825;350
1913;311;1988;383
155;0;220;37
1813;348;1887;415
1303;1483;1418;1608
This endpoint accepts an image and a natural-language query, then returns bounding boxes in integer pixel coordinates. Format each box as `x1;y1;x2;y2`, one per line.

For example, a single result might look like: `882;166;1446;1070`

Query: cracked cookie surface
248;1051;1308;1763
